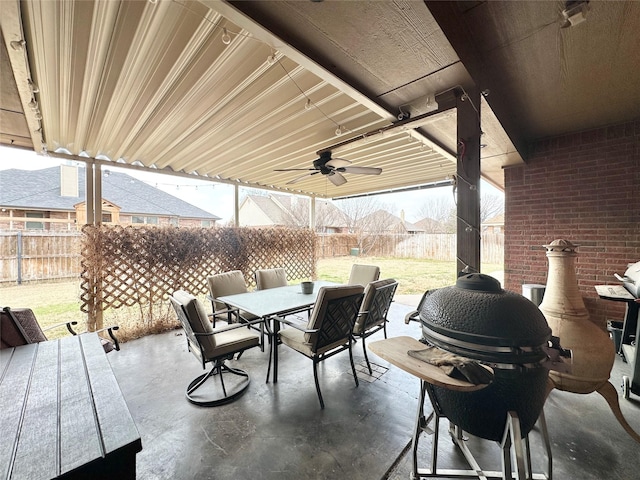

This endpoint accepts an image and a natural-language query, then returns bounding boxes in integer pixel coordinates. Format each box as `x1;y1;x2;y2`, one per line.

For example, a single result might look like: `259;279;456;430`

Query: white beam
0;0;44;152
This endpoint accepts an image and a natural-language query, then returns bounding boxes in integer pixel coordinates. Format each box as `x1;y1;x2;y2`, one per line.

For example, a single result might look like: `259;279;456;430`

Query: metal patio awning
4;1;637;199
0;0;527;200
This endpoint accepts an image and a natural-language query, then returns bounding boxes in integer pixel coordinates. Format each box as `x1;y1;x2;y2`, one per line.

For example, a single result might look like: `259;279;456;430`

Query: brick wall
504;119;640;327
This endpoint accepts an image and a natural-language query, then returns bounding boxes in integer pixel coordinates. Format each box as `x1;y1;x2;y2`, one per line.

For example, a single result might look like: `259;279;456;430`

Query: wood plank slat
1;334;141;480
9;341;59;480
57;335;103;476
78;334;141;456
0;345;38;480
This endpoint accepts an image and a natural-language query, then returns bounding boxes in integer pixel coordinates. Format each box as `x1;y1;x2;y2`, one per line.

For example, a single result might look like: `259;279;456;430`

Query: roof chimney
60;164;79;197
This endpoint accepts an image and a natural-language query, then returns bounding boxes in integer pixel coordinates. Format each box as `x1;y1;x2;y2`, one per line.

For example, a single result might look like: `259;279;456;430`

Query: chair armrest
274;317;318;334
42;321;78;336
404;310;419;324
208;307;239;316
94;325;120;351
206;301;241;326
405;290;428;324
206;295;236;314
44;321;120;352
195;317;269;336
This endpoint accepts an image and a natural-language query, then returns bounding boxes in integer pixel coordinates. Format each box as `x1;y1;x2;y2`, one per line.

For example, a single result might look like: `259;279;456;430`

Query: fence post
17;230;23;285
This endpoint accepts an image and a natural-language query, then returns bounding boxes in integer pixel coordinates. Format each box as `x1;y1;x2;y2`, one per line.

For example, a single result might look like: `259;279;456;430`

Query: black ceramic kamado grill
596;260;640;399
417;273;555;442
378;273;571;479
368;272;575;479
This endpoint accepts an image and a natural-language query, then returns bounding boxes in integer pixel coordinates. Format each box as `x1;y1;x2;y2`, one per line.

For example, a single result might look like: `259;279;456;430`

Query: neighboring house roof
414;217;448;233
362;210;424;234
0;167;220;220
241;193;349;228
245;195;289;225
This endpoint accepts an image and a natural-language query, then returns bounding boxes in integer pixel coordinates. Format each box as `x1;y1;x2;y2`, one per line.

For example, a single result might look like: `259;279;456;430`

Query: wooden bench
0;333;141;479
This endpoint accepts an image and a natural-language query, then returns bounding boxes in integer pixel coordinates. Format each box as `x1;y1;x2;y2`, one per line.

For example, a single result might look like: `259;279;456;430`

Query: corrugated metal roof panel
12;0;455;199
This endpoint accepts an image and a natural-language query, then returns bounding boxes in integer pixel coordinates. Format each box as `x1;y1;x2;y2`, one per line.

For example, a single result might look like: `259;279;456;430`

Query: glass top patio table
217;281;338;318
217;280;339;383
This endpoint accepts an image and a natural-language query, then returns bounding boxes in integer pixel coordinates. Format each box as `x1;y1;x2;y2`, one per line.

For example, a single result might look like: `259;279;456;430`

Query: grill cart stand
370;336;552;480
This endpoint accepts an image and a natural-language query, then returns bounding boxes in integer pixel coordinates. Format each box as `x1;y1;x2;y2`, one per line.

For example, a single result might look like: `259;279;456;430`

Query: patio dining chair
0;306;120;353
207;270;259;327
255;268;288;290
255;267;311;320
352;279;398;374
269;284;365;409
170;290;267;407
348;264;380;286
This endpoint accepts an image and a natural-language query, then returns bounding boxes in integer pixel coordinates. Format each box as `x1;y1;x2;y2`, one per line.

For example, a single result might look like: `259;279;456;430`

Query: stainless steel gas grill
595;260;640;399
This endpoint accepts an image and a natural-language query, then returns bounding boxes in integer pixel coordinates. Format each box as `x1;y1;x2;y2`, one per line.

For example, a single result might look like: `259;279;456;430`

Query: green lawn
1;281;84;339
317;256;503;295
2;256;503;339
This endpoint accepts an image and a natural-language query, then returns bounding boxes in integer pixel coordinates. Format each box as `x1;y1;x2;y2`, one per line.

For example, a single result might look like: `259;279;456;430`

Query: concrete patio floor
108;298;640;480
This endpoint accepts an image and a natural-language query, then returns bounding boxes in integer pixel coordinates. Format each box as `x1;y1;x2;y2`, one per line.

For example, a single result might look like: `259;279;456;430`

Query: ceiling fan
275;151;382;186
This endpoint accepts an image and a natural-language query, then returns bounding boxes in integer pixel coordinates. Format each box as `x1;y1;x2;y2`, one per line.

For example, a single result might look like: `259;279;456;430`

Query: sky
0;145;503;224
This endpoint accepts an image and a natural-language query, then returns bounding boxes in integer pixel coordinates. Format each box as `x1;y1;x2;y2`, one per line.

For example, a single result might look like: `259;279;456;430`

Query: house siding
0;210;213;230
504;119;640;327
239;197;277;227
0;209;73;231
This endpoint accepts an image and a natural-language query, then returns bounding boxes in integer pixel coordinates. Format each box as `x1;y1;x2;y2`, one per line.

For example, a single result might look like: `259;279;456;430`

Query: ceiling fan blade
287;171;320;185
325;158;351;169
337;166;383;175
328;171;347;186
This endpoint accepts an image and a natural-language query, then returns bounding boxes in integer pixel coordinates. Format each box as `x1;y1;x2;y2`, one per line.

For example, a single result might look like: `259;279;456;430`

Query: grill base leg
410;380;552;480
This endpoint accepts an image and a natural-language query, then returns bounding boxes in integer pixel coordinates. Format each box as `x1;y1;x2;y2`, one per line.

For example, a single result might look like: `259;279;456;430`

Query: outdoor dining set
169;264;398;409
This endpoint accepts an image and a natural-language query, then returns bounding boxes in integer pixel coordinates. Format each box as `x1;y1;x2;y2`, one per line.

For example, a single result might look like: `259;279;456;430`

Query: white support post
94;164;102;225
85;162;94;225
310;196;316;231
234;184;240;227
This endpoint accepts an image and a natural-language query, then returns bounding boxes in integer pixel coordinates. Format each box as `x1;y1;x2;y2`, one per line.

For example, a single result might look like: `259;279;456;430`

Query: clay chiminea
539;239;614;393
539;239;639;442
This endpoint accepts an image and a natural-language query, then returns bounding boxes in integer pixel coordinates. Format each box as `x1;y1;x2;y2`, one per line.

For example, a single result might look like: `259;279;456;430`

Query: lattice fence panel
80;225;317;323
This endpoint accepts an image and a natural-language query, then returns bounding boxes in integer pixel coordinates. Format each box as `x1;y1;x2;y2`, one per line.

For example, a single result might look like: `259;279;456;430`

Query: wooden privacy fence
317;233;504;264
80;225;317;329
0;231;81;284
0;230;503;285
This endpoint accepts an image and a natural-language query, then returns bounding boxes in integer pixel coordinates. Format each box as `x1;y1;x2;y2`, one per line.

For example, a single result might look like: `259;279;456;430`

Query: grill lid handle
615;273;635;284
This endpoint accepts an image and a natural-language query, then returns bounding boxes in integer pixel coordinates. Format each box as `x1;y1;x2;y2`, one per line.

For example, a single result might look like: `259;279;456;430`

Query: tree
416;194;456;233
281;196;308;228
480;193;504;223
334;197;396;253
281;196;349;233
334;197;381;234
